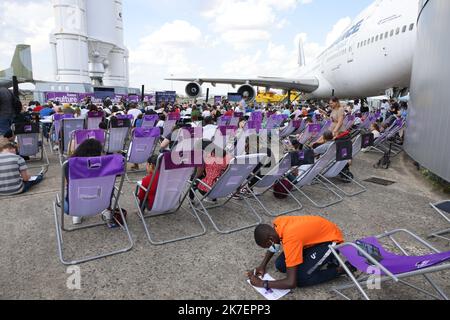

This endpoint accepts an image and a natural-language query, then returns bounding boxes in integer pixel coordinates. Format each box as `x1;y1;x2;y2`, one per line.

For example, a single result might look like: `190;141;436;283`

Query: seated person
371;123;381;140
190;146;231;200
312;130;334;157
247;216;354;289
0;142;45;195
65;139;103;225
137;155;160;210
202;116;218;141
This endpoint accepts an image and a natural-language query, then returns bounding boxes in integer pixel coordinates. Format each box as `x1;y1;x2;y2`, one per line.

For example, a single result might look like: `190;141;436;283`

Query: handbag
361;133;375;149
336;139;353;161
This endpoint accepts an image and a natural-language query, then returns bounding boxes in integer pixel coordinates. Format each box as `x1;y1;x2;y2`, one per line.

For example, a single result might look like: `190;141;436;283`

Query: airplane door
347;45;354;63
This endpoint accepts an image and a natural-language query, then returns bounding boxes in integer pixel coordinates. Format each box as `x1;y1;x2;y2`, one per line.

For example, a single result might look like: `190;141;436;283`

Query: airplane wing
166;76;319;93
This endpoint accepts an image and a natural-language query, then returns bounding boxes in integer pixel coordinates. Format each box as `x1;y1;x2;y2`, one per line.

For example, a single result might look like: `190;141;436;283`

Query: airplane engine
185;82;202;98
237;84;256;102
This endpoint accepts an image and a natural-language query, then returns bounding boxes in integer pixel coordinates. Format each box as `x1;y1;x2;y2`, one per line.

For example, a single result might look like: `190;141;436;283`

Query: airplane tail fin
298;38;306;68
9;44;34;82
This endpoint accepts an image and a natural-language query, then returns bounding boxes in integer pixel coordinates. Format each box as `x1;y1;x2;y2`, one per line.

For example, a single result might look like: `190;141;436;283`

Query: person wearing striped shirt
0;142;44;195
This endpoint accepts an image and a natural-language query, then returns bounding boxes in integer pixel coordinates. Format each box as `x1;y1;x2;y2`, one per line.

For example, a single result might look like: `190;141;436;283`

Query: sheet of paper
28;176;38;182
247;274;291;300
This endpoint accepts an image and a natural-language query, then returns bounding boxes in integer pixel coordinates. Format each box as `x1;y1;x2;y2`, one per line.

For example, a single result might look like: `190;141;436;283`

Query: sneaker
72;216;83;225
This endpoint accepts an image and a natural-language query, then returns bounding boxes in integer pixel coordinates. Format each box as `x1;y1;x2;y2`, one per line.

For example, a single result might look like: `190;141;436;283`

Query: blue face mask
269;241;281;254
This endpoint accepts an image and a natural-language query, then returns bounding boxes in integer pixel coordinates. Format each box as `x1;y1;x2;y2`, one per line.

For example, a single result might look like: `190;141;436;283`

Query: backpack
273;179;293;199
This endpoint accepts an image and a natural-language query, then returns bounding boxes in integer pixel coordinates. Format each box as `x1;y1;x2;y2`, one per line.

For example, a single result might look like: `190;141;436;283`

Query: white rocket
50;0;129;87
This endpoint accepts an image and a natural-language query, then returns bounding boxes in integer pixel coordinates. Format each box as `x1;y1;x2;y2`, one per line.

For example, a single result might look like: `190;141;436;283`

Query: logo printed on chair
416;260;431;269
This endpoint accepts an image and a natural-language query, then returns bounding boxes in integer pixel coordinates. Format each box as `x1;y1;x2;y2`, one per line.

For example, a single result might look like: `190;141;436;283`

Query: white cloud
0;0;54;81
128;20;205;89
202;0;301;49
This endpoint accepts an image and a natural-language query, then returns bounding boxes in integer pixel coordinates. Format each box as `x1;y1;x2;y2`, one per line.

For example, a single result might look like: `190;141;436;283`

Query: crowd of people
0;87;409;291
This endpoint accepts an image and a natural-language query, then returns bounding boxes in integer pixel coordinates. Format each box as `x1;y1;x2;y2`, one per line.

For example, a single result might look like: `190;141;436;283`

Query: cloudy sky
0;0;373;94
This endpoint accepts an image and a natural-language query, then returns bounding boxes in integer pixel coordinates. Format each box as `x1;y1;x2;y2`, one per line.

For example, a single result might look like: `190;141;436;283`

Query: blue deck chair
330;229;450;300
53;154;133;265
13;122;49;171
428;200;450;242
133;151;206;245
191;154;266;234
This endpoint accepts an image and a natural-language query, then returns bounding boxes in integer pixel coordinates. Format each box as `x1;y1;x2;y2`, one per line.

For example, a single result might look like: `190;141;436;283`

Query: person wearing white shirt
203;117;218;141
202;109;211;118
127;104;142;124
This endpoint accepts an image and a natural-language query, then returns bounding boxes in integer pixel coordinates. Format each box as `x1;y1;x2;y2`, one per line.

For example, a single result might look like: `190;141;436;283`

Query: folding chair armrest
195;179;213;191
378;229;442;254
136;181;148;193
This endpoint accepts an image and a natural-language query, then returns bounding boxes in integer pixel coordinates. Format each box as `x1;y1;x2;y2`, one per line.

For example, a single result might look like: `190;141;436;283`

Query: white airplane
168;0;419;100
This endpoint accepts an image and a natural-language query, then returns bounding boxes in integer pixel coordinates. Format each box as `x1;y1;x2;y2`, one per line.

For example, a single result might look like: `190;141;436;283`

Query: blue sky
0;0;373;94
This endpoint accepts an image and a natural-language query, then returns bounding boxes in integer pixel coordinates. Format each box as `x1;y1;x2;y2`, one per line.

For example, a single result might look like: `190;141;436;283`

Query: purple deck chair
245;154;303;217
86;111;105;130
133;151;206;245
163;112;181;138
13;123;49;170
291;119;306;136
429;200;450;242
59;118;85;164
320;135;367;197
141;115;159;128
73;129;106;151
310;120;332;144
53;154;133;265
212;125;238;151
369;118;405;155
50;114;74;152
292;143;344;208
230;113;243;127
250;111;263;122
127;127;160;165
330;229;450;300
265;115;284;130
298;123;322;145
343;114;356;131
217;116;232;127
105;117;132;153
173;127;203;153
192;153;265;234
280;120;302;139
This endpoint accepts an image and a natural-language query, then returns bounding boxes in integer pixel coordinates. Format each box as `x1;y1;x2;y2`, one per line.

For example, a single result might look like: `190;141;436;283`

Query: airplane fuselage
303;0;419;99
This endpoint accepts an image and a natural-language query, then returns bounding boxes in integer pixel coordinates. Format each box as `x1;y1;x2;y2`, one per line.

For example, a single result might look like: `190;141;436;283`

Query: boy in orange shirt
248;216;354;290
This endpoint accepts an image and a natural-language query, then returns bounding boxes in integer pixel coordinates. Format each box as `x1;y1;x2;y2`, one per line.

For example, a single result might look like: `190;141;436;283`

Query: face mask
269;241;281;254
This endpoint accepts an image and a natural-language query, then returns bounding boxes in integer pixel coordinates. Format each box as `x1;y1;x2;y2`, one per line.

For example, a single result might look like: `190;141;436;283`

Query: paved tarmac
1;146;449;300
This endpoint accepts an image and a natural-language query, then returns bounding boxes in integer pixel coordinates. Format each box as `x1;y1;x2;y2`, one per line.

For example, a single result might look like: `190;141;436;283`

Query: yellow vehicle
255;90;301;104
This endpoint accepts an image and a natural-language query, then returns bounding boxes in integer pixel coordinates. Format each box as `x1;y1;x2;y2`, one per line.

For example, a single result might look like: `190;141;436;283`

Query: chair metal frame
428;201;450;242
53;157;134;265
330;229;450;300
191;154;265;234
132;152;207;245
